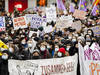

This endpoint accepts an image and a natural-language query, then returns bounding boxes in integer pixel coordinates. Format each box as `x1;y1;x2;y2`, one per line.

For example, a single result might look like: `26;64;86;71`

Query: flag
69;4;75;13
93;0;100;6
91;5;99;16
0;52;2;56
0;40;8;49
79;0;87;11
56;0;66;11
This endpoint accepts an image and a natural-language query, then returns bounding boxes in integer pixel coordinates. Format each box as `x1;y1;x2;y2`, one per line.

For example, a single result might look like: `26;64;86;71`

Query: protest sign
25;14;34;24
0;16;5;31
96;19;100;25
78;43;100;75
44;25;54;33
29;31;39;38
72;21;82;32
56;15;73;29
73;10;87;20
46;7;56;22
90;26;100;36
13;16;27;30
8;54;78;75
31;14;46;29
83;26;100;37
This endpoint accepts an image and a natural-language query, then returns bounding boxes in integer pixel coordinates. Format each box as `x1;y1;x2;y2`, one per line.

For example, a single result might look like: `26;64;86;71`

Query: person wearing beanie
54;47;69;58
58;48;66;54
31;49;41;59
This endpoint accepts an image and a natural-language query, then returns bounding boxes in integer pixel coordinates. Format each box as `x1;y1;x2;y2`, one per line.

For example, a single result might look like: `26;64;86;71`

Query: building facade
5;0;57;12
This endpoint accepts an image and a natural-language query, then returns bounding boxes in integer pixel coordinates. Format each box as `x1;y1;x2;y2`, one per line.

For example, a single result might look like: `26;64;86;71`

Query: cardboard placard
73;10;87;20
13;16;28;30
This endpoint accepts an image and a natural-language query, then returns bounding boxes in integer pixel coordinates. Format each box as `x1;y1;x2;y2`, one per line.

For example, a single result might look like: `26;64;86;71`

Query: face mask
72;39;76;42
66;46;71;51
2;55;8;60
41;47;46;51
21;41;26;45
86;38;91;41
21;35;25;38
5;37;9;40
28;44;32;48
86;42;91;46
20;31;22;34
9;48;14;53
57;52;62;57
66;48;70;51
9;21;12;24
25;32;28;34
55;48;59;52
88;33;92;35
11;31;14;34
75;34;78;37
68;36;72;39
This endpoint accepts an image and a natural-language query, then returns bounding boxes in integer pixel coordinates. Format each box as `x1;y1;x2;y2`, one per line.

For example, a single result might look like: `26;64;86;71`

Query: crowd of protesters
0;2;100;75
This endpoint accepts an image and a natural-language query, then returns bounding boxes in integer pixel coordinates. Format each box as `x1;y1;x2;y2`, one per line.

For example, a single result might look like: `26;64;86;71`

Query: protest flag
56;0;66;11
78;0;87;11
0;52;2;56
91;5;99;16
69;3;75;13
93;0;100;6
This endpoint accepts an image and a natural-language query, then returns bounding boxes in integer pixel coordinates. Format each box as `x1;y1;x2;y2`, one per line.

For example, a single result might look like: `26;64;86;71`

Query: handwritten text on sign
73;10;87;20
0;17;5;31
31;15;46;28
79;43;100;75
8;54;77;75
13;16;27;30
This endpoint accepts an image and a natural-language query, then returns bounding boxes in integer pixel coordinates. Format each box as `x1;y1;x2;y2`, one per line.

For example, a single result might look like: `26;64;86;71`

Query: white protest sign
13;16;28;30
0;16;5;31
8;54;78;75
78;43;100;75
29;31;39;38
72;21;82;32
46;7;56;22
73;10;87;20
56;15;73;29
44;25;54;33
25;14;34;24
31;14;46;29
60;15;74;21
83;26;100;37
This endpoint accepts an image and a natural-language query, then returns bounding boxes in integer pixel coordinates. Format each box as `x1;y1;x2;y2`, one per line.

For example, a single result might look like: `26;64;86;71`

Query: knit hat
33;49;40;54
78;36;85;42
58;48;66;54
